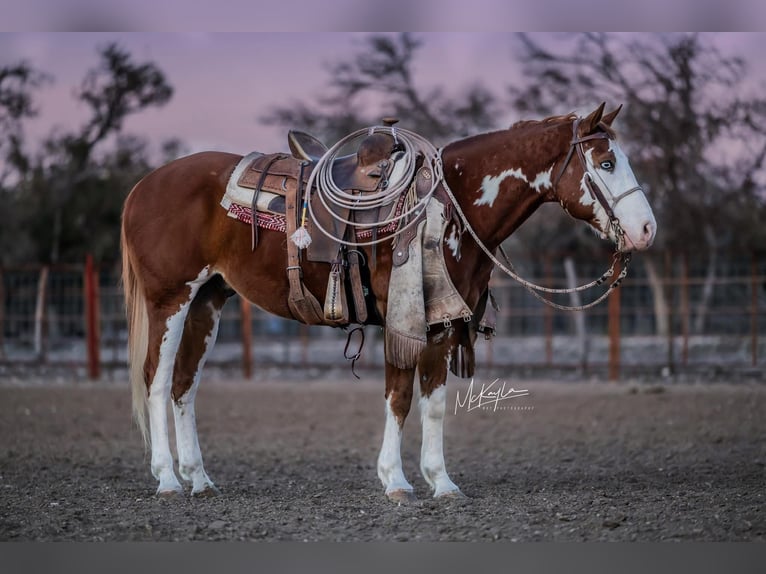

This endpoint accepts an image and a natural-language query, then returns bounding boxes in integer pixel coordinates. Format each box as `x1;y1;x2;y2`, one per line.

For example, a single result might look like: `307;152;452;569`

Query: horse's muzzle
621;219;656;252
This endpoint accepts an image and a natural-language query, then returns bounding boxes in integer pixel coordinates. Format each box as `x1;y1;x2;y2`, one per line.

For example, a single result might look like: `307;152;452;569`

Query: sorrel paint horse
121;103;656;500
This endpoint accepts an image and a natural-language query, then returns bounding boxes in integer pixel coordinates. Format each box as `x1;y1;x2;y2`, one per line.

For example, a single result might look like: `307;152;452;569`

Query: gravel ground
0;378;764;541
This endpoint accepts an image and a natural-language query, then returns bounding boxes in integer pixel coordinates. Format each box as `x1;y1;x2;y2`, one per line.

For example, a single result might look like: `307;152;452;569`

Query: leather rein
438;117;643;312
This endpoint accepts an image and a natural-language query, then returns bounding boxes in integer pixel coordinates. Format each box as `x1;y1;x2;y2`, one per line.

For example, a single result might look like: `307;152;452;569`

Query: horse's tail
121;213;150;448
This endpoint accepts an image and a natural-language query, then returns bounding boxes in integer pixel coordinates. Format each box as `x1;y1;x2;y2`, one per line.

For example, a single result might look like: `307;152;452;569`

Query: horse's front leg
417;327;464;498
377;359;417;503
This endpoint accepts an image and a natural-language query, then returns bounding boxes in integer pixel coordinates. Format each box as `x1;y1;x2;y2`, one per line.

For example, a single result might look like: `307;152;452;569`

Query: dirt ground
0;376;764;541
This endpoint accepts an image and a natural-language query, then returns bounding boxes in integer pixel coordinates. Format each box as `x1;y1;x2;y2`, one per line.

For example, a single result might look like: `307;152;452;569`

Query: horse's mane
510;112;616;138
510;113;578;130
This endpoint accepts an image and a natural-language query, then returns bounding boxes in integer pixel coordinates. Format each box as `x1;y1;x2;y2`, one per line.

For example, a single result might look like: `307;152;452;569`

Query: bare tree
0;62;50;265
261;33;500;145
6;43;173;265
0;62;49;184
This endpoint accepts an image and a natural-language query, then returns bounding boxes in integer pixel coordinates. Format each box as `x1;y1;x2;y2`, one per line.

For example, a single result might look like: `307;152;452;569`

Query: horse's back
122;151;244;289
126;151;240;211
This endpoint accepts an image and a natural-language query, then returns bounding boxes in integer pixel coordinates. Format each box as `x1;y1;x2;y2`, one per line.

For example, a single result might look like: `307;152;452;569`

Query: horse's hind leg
171;277;229;497
145;272;209;497
417;328;464;498
377;360;417;503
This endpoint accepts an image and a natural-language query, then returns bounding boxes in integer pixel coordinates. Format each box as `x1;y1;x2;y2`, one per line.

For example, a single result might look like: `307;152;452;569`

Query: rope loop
305;126;443;247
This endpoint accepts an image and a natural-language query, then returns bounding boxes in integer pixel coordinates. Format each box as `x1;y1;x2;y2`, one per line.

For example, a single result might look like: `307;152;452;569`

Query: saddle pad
221;152;286;216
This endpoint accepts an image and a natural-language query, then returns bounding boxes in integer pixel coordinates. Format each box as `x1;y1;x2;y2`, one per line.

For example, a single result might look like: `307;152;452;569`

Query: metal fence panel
1;251;763;378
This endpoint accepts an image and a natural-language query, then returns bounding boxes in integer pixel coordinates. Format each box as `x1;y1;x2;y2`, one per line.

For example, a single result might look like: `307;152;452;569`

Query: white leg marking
149;304;191;495
377;396;413;495
419;385;461;497
172;302;221;495
148;268;209;496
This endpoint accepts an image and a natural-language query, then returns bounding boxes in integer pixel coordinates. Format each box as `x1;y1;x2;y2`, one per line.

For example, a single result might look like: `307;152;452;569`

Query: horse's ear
601;104;623;127
582;102;606;134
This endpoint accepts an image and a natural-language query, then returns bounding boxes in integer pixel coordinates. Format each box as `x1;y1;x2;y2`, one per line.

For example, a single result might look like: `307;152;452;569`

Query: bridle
438;116;644;312
553;118;644;252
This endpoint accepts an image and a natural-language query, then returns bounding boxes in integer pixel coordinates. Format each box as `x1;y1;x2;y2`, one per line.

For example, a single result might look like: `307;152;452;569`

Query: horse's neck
441;130;557;249
436;130;561;310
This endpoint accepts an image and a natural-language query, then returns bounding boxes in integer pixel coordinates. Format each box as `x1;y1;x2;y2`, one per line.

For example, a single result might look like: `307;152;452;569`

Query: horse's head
554;103;656;252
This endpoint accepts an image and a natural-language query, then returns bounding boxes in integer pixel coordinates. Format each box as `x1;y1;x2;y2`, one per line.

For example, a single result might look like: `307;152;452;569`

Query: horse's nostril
642;221;654;241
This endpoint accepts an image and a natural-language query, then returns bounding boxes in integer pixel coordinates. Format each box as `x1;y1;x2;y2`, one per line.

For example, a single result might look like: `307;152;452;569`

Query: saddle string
436;150;631;312
297;126;443;248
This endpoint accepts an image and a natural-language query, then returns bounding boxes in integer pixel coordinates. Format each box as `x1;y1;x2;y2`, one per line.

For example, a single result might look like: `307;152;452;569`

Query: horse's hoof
156;487;183;499
192;485;221;498
386;489;417;505
435;489;468;501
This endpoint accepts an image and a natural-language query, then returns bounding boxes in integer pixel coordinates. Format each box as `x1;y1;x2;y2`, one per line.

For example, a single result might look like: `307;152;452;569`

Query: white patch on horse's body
529;165;554;193
377;397;413;495
419;385;461;497
445;224;461;260
474;165;554;207
172;300;221;495
147;267;211;495
190;267;211;284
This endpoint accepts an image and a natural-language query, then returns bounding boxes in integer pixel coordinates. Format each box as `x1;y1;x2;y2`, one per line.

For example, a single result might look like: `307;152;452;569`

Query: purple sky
2;33;765;159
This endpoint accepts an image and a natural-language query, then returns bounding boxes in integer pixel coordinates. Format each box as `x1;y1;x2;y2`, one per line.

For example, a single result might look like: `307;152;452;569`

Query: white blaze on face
474;165;554;207
581;143;656;249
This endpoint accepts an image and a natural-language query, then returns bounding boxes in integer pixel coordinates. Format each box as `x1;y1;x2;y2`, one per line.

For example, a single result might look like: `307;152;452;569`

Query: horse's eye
600;160;614;171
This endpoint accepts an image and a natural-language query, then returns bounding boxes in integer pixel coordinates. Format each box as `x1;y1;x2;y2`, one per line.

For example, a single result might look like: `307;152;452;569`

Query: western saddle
234;121;416;328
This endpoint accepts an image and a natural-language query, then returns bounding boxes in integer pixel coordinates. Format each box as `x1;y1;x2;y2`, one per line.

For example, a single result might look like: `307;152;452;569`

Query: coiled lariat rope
435;150;631;312
291;125;443;248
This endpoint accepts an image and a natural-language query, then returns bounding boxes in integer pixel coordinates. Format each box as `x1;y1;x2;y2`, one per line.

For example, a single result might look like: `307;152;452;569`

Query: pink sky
2;33;765;159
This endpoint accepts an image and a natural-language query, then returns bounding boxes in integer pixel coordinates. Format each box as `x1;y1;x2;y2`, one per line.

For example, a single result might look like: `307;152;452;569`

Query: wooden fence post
240;297;253;379
608;257;622;381
0;267;5;359
34;266;49;361
680;253;690;367
544;255;554;367
300;324;309;366
84;254;101;380
752;252;759;367
665;251;675;374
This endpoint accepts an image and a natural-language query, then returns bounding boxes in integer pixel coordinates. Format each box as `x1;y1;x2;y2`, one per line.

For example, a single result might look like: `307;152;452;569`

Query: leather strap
347;250;368;323
285;161;325;325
